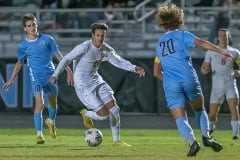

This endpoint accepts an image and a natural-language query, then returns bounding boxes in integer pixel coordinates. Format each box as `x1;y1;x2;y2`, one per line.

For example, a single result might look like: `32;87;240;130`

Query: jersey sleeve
182;31;196;48
106;50;136;72
47;35;59;55
52;43;86;78
204;51;211;63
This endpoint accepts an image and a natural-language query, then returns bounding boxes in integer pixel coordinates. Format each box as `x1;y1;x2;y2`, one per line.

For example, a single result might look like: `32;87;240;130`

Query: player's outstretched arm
2;61;23;91
195;38;233;59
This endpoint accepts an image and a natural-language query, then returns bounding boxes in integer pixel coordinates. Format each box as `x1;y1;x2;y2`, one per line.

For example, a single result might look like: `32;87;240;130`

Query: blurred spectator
193;0;214;7
39;0;63;31
0;0;13;31
208;0;232;43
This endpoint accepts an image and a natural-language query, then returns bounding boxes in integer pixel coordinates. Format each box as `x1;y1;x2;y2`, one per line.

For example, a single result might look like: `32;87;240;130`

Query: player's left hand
135;66;145;77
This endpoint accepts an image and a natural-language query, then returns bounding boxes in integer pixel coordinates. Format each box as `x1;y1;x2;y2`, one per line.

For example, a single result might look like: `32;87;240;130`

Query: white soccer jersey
204;46;240;103
53;40;136;89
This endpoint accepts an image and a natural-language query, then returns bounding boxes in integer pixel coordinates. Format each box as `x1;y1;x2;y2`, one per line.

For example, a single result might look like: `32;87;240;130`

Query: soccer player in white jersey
201;28;240;140
2;13;73;144
50;22;145;147
153;4;233;157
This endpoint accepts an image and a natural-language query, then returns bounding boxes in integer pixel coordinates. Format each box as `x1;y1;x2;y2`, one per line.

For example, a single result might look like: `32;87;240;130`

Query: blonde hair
155;4;184;30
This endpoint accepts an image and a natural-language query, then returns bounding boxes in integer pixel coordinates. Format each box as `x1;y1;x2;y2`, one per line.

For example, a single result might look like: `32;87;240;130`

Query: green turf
0;129;239;160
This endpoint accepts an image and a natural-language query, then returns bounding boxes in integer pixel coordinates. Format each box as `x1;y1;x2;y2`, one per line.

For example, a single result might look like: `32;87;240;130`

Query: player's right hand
2;81;12;91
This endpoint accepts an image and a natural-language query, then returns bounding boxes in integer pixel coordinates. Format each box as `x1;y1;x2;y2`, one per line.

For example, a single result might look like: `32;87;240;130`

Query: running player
201;28;240;139
50;22;145;147
2;13;73;144
153;4;231;157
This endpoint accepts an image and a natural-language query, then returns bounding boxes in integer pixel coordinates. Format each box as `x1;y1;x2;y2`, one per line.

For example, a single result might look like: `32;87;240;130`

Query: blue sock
176;116;195;143
34;113;43;132
48;105;57;121
195;109;209;137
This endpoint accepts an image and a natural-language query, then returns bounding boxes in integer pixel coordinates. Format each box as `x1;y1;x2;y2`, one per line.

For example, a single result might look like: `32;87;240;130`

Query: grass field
0;129;239;160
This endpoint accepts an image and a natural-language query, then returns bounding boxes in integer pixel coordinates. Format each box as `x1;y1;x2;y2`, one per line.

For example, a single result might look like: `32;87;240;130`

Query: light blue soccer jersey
155;30;202;108
17;34;59;86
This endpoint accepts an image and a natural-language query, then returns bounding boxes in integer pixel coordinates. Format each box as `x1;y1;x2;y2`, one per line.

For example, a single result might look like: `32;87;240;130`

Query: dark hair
22;13;37;27
91;23;108;34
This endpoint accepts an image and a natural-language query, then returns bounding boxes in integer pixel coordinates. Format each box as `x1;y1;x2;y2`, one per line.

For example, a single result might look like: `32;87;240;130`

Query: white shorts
210;84;239;104
75;82;115;111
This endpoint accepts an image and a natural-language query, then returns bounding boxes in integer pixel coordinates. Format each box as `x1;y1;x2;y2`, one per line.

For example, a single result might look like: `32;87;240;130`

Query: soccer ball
84;128;103;147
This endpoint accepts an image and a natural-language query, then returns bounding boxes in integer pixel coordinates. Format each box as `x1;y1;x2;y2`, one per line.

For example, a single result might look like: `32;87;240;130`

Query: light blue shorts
164;80;202;109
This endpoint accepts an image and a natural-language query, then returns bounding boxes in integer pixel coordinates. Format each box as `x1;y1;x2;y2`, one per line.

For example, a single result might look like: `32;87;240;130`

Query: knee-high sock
231;120;239;137
109;106;120;142
34;113;43;135
85;111;109;120
176;116;196;145
209;121;216;131
48;104;57;122
195;109;209;137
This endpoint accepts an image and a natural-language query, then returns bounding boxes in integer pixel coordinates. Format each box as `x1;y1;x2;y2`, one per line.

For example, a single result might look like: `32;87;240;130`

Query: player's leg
170;107;200;156
166;82;200;156
33;85;45;144
208;87;224;134
227;98;239;139
189;96;222;152
208;103;221;134
44;83;58;138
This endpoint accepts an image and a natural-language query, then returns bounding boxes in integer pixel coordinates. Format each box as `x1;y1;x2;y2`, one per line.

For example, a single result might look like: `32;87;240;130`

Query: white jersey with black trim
53;40;136;89
204;46;240;88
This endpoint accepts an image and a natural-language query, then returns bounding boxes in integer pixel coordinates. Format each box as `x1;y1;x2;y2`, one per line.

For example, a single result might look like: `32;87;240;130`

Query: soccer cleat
202;136;223;152
36;135;45;144
113;140;132;147
80;109;94;129
45;118;57;138
233;136;239;140
187;141;201;157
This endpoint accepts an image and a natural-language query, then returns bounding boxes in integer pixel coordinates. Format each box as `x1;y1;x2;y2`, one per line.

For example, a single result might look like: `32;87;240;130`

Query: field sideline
0;129;239;160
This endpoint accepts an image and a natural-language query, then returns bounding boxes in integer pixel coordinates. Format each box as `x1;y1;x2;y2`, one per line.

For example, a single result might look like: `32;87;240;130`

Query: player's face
24;20;38;38
92;29;106;48
218;30;228;45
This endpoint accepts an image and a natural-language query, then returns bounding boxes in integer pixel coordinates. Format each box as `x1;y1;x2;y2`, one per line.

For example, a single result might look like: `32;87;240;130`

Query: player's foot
233;136;239;140
80;109;94;129
36;135;45;144
113;140;132;147
45;118;57;138
202;136;223;152
187;141;200;157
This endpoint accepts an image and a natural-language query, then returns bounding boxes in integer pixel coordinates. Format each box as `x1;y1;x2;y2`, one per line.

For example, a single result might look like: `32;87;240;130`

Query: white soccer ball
84;128;103;147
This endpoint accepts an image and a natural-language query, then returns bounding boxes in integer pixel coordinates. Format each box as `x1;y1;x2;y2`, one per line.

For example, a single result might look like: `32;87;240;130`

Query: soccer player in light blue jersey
2;13;73;144
153;4;232;157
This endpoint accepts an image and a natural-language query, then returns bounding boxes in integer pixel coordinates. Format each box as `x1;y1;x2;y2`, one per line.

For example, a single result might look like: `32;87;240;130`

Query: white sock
85;111;108;120
209;121;216;131
109;106;120;142
37;131;43;136
231;120;239;137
